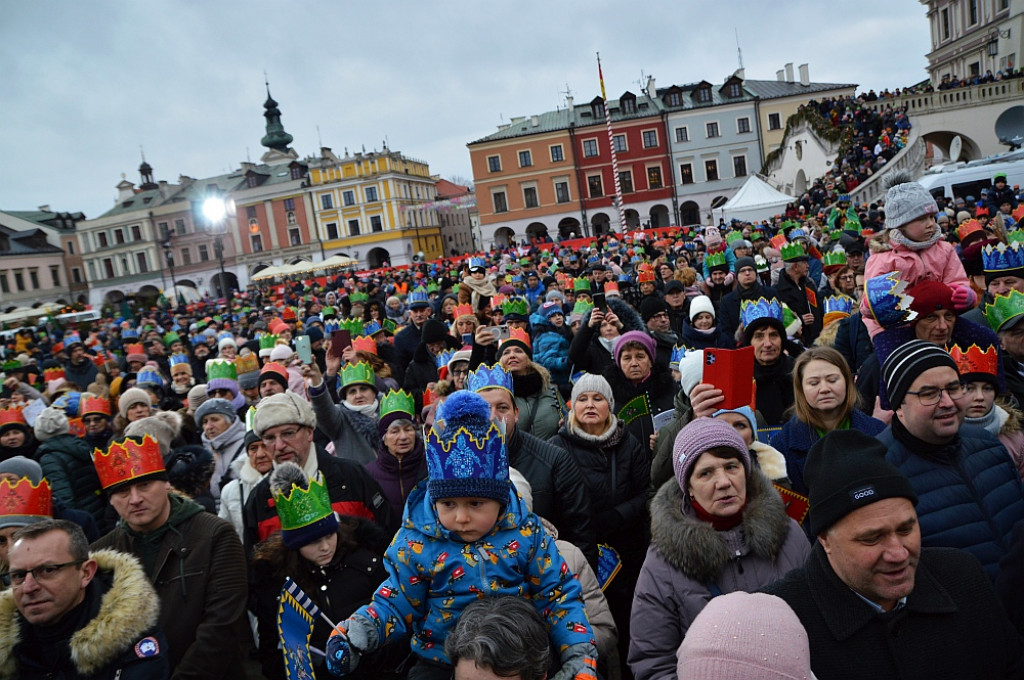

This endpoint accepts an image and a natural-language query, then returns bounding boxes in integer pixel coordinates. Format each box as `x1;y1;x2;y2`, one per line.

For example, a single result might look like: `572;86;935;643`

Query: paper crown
669;344;687;369
501;327;531;350
725;231;743;244
163;331;181;347
468;363;514;394
865;272;918;328
1007;230;1024;245
822;247;847;268
258;334;280;351
168;353;190;370
754;254;769;273
121;328;139;340
136;367;164;387
781;241;808;262
339;318;365;335
435;349;456;370
957;219;985;243
426;281;440;293
124;343;146;359
340;362;375;390
982;241;1024;273
604;280;620;294
190;334;207;347
408;287;430;305
426;419;508;499
43;367;65;382
351;335;377;355
453;303;475;320
93;435;166;491
822;294;856;326
573;278;592;293
740;297;784;327
363;320;383;336
704;252;727;270
217;331;234;343
636;263;656;283
350;291;369;304
571;300;595;316
379;389;415;421
949;344;999;378
1;359;22;372
500;297;530;317
0;406;27;429
64;333;82;346
206;359;238;382
0;477;52;521
468;257;486;270
490;294;508;310
273;470;334;532
984;290;1024;332
79;394;111;418
235;354;259;375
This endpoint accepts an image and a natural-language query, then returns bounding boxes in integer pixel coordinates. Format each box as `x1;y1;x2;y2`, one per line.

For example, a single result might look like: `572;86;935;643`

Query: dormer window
590;96;605;118
247;174;259;188
695;87;711;103
621;92;637;114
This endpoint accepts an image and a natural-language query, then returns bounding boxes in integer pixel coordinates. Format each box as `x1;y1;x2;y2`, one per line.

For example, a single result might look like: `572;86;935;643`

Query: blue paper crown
426;393;510;502
408;287;430;305
468;257;486;270
865;272;918;328
435;349;456;370
739;297;784;327
168;353;190;367
190;334;206;346
122;328;139;340
64;333;82;345
363;320;382;336
670;345;687;369
838;194;851;202
467;363;514;394
136;367;164;387
217;331;234;343
324;320;339;334
983;241;1024;274
823;295;855;316
52;391;82;417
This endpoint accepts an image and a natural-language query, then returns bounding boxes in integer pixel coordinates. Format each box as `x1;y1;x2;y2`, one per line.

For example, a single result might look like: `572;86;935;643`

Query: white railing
849;129;927;205
860;79;1024;116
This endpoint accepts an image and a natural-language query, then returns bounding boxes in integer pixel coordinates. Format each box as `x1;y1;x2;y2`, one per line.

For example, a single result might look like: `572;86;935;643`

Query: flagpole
598;53;626;233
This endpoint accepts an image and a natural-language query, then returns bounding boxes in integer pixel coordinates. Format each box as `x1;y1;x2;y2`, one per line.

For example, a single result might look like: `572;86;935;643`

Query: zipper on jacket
734;549;744;574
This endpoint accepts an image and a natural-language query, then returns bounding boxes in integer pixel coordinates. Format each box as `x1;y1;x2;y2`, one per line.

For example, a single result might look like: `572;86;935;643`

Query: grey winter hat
883;171;939;230
252;391;316;437
0;456;43;484
571;373;615;411
33;406;70;442
124;411;183;457
194;398;238;428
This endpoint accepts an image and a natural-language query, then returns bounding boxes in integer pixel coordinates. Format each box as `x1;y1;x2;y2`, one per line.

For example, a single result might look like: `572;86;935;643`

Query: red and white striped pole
598;53;626;233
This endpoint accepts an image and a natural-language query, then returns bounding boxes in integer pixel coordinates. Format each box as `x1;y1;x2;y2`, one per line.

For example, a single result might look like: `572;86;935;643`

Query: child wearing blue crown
326;390;598;680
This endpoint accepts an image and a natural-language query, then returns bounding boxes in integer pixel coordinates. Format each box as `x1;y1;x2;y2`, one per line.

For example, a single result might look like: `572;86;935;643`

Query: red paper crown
352;336;377;355
0;477;52;519
604;280;619;294
636;264;655;283
80;394;112;418
949;344;999;378
0;407;27;428
43;367;65;382
505;326;531;348
93;434;166;491
124;343;146;358
452;303;475;319
957;219;985;244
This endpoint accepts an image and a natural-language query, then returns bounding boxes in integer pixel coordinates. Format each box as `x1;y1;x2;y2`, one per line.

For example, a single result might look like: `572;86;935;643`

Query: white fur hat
689;295;715;322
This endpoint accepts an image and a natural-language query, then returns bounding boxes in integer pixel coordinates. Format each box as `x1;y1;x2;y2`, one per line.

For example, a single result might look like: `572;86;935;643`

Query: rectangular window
582;139;599;157
737;117;751;133
768;113;782;130
518;150;533;167
550;145;564;162
97;233;108;249
619;171;634;193
695;87;712;103
50;265;60;287
103;259;115;278
198;245;209;262
29;269;39;289
668;92;682;107
588;175;603;197
642;130;658;148
181;248;191;265
87;262;96;281
283;198;295;211
115;228;125;244
326;222;339;240
365;186;378;202
135;253;148;273
130;225;141;241
321;194;334;209
246;206;257;219
680;164;694;184
555;181;570;203
969;0;978;24
342;190;355;206
251;234;263;252
648;166;663;189
158;221;169;238
733;156;748;177
941;8;950;39
493;191;508;213
72;268;82;284
0;273;8;294
348;219;360;236
14;271;24;291
706;122;720;138
705;160;719;181
371;216;383;232
675;127;689;143
612;134;627;152
289;227;302;246
175;218;186;235
523;187;539;208
67;241;75;255
488;155;502;172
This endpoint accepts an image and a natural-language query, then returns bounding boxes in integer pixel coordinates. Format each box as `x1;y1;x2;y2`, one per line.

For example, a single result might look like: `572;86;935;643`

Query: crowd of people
0;151;1023;680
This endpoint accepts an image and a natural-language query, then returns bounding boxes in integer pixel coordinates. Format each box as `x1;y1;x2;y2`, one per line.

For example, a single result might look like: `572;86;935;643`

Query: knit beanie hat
194;398;238;428
269;344;293;364
672;417;751;494
689;295;715;322
270;462;339;550
883;171;939;230
124;411;183;458
0;456;43;484
882;339;959;408
734;256;756;274
238;371;260;390
540;300;564;320
259;362;290;392
614;331;657;366
640;296;670;323
305;326;324;343
252;391;316;437
33;406;70;442
571;373;615;411
187;384;209;413
712;405;757;437
218;335;237;351
118;387;152;419
421;318;450;345
427;391;510;505
805;430;918;536
677;350;705;398
677;592;813;680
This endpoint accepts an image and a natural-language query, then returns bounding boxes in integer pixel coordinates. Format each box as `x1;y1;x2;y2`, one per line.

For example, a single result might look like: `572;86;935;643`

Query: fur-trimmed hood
649;468;791;584
998;403;1024;436
0;549;160;678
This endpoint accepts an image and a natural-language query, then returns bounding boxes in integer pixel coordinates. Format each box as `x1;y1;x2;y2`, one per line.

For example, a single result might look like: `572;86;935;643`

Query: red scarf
690;496;747;532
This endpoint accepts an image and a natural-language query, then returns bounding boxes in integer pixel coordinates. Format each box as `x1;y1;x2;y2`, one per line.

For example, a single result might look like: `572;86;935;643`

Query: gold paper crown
92;434;165;491
235;354;259;376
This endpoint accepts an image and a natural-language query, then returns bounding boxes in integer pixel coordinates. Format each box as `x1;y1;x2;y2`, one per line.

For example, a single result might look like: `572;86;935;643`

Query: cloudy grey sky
0;1;932;218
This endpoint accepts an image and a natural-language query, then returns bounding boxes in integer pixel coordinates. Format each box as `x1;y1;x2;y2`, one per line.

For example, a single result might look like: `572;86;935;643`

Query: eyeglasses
82;415;107;425
838;275;856;281
452;369;469;377
650;312;670;320
261;427;306;447
4;560;85;587
905;382;967;406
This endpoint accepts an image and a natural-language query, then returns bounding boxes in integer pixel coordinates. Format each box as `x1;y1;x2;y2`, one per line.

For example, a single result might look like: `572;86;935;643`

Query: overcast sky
0;1;933;219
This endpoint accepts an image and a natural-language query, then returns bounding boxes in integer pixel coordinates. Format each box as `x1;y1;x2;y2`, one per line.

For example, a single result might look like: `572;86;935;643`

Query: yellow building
308;147;443;268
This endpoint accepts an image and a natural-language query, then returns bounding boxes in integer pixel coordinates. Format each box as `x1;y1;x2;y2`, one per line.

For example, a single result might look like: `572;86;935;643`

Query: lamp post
160;224;178;308
201;195;232;306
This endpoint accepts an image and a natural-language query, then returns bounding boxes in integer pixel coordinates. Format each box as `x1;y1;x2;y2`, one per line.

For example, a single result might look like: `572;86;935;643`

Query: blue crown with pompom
467;363;514;395
426;391;510;504
824;295;855;316
983;241;1024;273
739;297;783;327
865;272;918;328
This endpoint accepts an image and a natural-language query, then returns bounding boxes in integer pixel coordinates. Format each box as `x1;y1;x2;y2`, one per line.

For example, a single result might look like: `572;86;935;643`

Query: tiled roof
0;225;63;256
742;79;858;99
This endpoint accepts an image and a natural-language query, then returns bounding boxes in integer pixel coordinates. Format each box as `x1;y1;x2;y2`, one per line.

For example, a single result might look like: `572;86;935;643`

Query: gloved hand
723;272;735;287
551;642;599;680
325;615;377;677
950;284;976;312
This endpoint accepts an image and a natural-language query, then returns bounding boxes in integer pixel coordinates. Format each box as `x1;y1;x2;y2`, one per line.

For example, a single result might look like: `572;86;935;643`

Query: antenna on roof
317;124;323;149
264;69;269;88
636;69;647;94
139;145;146;163
735;28;744;72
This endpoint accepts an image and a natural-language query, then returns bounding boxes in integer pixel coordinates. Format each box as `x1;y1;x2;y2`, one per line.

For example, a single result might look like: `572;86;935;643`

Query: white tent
712;175;796;224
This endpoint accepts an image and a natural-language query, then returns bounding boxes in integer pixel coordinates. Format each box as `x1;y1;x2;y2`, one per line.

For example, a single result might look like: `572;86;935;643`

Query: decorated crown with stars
823;295;856;326
739;297;784;328
0;477;52;523
272;467;335;534
426;391;510;504
379;389;415;423
92;434;166;492
982;241;1024;274
948;344;999;378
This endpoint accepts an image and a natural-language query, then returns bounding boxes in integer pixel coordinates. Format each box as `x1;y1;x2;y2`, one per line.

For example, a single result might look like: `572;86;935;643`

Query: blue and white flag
278;577;324;679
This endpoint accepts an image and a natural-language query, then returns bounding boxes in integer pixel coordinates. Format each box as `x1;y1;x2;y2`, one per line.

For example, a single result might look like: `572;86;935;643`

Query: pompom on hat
427;391;510;505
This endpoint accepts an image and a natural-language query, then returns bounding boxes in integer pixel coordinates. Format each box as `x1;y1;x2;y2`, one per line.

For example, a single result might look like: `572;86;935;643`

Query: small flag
617;394;650;426
597;53;607;101
278;577;326;679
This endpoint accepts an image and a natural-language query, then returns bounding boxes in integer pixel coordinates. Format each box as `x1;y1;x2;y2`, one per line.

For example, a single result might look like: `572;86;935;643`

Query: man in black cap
775;246;822;346
719;256;777;341
394;292;434;384
662;279;688;336
764;429;1023;679
640;297;677;369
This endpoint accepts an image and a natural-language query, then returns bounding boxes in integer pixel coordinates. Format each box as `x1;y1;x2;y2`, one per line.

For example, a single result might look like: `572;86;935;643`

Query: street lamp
202;195;231;306
160;224;178;308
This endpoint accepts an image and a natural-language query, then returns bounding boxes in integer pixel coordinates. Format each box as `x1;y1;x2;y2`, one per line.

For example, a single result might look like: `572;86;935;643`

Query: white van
918;151;1024;202
56;310;101;325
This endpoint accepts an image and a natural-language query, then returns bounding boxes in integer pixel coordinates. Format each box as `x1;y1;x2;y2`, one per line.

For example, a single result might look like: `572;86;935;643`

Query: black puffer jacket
568;296;646;377
37;433;108;530
602;364;678;456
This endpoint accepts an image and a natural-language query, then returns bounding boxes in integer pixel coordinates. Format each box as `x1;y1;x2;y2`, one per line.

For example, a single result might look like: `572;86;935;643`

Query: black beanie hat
735;256;756;273
882;339;959;409
806;430;918;536
639;296;670;323
420;318;450;345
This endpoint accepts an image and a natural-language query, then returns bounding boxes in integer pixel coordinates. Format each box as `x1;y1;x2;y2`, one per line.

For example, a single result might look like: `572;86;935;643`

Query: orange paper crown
43;367;65;382
124;343;146;358
636;264;655;283
80;394;112;418
604;280;620;294
490;294;508;310
93;434;166;491
0;477;52;520
452;303;475;320
957;219;985;243
504;326;531;349
948;343;999;378
352;335;378;355
0;407;27;429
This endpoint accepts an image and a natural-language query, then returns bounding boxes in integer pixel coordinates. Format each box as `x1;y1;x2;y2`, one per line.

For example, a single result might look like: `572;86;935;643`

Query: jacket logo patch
850;485;876;502
135;636;160;658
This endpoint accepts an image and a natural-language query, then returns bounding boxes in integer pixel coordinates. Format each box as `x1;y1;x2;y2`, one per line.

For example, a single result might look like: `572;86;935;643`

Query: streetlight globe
202;196;227;223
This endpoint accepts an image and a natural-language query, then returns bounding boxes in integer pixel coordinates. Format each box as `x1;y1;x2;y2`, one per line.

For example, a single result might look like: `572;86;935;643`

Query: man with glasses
242;391;395;555
879;340;1024;580
3;519;170;678
639;297;677;370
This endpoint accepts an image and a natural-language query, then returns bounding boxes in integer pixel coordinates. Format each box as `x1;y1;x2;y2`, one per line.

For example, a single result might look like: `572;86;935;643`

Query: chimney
777;69;786;82
798;63;810;86
530;115;539;127
785;62;795;82
646;75;656;96
734;68;745;80
117;181;136;201
37;204;51;213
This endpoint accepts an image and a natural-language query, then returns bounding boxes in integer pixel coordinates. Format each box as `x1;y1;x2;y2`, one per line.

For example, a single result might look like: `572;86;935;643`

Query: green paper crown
163;331;180;347
781;303;798;328
350;291;369;304
381;319;397;334
273;471;334;531
501;297;530;316
379;389;415;420
339;318;364;335
206;359;238;382
426;282;439;293
2;359;22;372
1007;230;1024;245
322;306;337;318
984;290;1024;332
725;231;743;244
781;241;808;262
259;334;280;350
340;361;375;389
571;300;595;316
573;278;592;293
452;283;461;293
705;252;727;268
822;248;847;267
